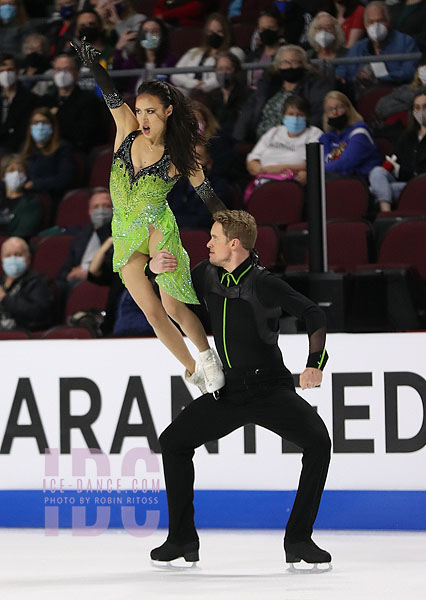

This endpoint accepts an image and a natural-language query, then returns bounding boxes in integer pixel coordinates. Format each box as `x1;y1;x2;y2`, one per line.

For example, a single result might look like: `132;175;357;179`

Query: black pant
159;368;331;545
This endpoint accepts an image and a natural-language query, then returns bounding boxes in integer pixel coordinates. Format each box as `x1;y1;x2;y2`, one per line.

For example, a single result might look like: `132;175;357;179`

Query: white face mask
417;65;426;85
0;70;17;88
53;70;74;88
367;22;388;42
413;110;426;127
314;30;335;49
5;170;27;192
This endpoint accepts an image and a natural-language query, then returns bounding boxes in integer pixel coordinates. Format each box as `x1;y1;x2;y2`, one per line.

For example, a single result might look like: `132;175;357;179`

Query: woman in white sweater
171;12;245;96
246;95;323;186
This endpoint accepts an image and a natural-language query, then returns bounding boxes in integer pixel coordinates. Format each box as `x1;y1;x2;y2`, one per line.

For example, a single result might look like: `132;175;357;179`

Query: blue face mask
283;114;306;134
60;5;75;20
2;255;27;278
140;32;160;50
31;122;53;144
0;3;17;22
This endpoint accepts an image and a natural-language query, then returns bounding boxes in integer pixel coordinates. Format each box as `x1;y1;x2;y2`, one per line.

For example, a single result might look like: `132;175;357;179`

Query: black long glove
70;37;123;109
193;179;226;215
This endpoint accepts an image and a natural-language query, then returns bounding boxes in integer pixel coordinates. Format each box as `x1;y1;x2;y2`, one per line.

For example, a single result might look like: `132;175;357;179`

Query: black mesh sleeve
193;179;226;214
71;38;123;109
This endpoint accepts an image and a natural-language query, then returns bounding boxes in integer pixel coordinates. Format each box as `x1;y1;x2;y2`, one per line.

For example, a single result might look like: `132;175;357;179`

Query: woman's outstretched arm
189;168;227;215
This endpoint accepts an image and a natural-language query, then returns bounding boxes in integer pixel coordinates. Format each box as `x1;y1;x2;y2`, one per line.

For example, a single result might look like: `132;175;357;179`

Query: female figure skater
71;38;226;394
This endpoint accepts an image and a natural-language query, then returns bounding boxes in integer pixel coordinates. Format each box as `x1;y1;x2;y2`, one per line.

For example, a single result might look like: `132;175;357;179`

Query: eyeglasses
325;103;346;115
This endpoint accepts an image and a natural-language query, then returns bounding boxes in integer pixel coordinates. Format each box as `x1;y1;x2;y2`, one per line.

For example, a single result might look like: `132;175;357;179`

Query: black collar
219;255;253;286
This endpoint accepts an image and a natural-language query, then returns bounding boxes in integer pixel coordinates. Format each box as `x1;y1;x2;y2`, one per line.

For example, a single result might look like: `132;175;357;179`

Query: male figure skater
147;210;331;567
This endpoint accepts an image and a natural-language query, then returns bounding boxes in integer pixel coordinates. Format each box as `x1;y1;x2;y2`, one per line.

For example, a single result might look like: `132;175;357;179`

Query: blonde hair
214;210;258;250
307;12;346;52
322;90;363;132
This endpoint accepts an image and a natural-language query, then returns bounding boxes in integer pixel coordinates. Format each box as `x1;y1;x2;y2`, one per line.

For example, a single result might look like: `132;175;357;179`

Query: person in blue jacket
336;1;419;94
319;90;381;178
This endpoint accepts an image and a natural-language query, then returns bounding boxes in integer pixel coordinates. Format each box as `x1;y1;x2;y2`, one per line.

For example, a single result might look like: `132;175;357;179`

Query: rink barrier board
0;490;425;530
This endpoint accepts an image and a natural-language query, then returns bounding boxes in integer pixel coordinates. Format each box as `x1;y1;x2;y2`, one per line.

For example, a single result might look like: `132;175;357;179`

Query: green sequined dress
110;130;199;304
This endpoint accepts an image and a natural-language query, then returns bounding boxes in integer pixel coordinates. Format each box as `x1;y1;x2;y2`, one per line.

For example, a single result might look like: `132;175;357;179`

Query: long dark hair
409;87;426;132
137;80;204;179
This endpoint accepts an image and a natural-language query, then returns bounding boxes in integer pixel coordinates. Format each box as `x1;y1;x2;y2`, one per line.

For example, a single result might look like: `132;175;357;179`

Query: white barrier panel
0;332;425;493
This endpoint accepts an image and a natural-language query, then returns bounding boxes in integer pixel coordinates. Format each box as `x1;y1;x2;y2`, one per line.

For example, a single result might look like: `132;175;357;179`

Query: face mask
0;3;17;22
275;0;293;12
259;29;279;46
417;65;426;85
367;22;388;42
328;113;348;130
90;207;113;228
216;72;233;89
140;32;160;50
413;110;426;127
314;30;335;48
207;32;224;49
31;122;53;144
5;170;27;192
2;255;27;278
54;70;74;88
278;67;304;83
79;26;99;44
283;114;306;134
60;5;75;20
0;70;17;88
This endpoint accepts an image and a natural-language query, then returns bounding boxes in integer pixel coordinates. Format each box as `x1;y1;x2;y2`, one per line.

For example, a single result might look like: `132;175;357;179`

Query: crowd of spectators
0;0;426;336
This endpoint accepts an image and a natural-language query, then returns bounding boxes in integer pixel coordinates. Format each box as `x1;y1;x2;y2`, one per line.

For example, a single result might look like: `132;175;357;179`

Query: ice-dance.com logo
43;448;160;537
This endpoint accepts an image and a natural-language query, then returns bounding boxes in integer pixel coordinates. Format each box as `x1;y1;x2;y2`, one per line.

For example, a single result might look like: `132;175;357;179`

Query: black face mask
207;32;224;49
79;26;99;44
278;67;304;83
327;113;348;130
259;29;279;46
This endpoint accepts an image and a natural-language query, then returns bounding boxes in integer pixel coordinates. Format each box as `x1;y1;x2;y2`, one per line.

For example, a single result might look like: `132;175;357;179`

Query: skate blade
151;558;199;571
287;562;332;574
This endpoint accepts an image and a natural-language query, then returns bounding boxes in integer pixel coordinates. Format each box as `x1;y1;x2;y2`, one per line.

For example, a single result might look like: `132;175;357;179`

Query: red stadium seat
65;281;109;318
0;330;31;339
55;188;91;228
42;326;94;339
357;86;394;124
246;181;303;226
393;174;426;216
180;229;210;268
89;149;113;188
32;235;74;279
255;225;279;269
357;220;426;280
325;178;369;219
232;22;254;49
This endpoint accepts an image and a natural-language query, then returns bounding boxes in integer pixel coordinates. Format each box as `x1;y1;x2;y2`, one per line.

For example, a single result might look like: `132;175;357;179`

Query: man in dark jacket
57;187;113;285
42;54;107;152
0;236;53;331
148;210;332;569
0;53;38;153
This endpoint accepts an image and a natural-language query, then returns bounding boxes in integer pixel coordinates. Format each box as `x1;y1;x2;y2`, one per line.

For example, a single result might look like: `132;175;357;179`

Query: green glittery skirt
111;202;199;306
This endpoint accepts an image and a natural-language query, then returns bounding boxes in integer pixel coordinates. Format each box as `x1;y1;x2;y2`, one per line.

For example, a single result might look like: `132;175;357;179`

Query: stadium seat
89;149;113;188
232;22;254;48
32;235;74;279
180;229;210;268
357;220;426;280
55;188;91;228
42;326;93;339
246;181;303;226
0;330;31;339
65;281;109;319
392;174;426;216
255;225;279;269
357;86;394;124
325;177;369;219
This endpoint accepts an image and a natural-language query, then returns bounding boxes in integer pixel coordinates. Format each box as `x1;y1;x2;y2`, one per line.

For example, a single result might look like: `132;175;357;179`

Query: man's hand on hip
150;249;177;274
